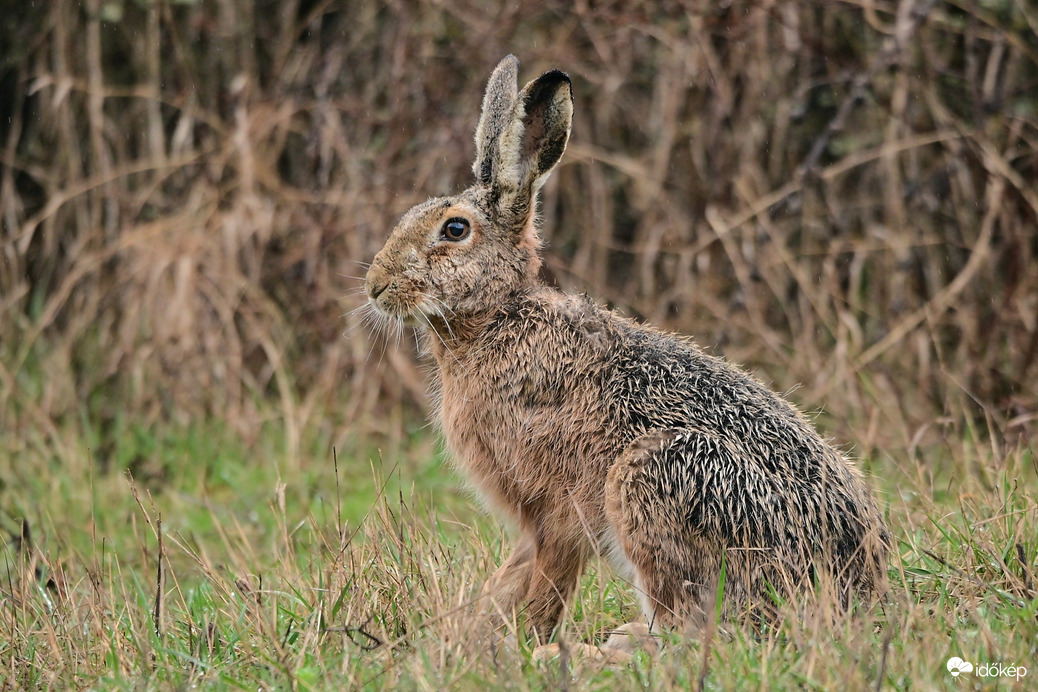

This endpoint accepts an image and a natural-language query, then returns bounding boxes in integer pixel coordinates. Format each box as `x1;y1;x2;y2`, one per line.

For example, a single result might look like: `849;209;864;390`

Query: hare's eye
441;218;471;242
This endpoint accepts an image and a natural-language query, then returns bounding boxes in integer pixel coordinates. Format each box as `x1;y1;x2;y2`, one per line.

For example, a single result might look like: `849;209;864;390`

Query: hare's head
365;56;572;329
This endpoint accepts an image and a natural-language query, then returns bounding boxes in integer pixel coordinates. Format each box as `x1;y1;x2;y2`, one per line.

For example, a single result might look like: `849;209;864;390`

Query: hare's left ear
474;55;520;186
473;58;572;223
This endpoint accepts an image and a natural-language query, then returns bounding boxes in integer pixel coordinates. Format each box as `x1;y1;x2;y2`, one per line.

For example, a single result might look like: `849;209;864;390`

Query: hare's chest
436;367;529;518
438;363;531;461
437;360;572;489
436;355;615;519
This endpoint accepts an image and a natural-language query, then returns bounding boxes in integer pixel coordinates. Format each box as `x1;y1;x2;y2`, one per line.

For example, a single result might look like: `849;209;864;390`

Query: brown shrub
1;0;1036;453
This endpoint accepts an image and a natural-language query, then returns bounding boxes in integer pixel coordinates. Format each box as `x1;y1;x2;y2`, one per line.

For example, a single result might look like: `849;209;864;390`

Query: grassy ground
1;409;1035;691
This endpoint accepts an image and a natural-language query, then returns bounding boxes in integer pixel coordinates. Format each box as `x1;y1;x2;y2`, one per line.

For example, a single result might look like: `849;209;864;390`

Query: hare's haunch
366;55;889;642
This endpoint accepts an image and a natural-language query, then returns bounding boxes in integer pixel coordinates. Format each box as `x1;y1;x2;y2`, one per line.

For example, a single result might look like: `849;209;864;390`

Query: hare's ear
473;55;520;186
475;60;572;223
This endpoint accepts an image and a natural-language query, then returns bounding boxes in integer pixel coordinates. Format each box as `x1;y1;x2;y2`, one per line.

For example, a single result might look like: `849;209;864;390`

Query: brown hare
365;55;889;646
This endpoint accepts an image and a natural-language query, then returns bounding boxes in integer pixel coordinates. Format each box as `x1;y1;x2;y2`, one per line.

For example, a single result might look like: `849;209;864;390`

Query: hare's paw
600;621;658;657
530;623;657;666
531;641;632;665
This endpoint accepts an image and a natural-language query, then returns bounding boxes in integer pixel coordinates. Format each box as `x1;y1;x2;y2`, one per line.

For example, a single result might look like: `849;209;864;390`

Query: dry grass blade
153;516;164;640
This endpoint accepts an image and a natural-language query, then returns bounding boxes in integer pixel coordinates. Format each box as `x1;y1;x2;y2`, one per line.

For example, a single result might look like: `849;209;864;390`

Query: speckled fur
366;56;889;642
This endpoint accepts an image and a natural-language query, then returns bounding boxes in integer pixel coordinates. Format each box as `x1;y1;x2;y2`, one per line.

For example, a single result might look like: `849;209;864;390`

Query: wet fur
366;56;889;642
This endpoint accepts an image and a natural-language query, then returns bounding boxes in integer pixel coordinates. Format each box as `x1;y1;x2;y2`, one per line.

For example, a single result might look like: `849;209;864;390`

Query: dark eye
441;217;471;242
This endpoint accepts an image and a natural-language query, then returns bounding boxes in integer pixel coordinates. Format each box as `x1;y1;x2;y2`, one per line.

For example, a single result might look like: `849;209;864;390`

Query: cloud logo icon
947;657;974;676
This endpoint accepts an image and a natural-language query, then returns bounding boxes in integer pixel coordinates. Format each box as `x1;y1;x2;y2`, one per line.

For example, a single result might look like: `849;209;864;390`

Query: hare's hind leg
604;429;729;633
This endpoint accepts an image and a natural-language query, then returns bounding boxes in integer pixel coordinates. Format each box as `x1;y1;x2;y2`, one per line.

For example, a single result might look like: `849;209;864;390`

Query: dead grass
1;0;1036;453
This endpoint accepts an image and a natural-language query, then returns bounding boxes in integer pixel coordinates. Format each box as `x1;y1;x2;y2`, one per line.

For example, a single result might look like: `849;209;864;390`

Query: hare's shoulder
485;289;617;350
486;288;780;410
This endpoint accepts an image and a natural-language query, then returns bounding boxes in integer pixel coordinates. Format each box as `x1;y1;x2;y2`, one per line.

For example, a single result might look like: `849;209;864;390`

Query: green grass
1;412;1036;690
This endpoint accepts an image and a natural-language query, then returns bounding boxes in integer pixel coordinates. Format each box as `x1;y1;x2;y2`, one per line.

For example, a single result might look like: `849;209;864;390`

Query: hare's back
606;324;834;474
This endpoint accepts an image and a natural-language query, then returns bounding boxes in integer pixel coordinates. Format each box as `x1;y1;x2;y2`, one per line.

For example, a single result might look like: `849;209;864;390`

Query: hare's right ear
473;56;572;224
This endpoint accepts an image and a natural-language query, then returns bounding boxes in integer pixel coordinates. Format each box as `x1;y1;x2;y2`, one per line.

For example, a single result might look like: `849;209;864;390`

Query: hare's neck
426;287;545;365
425;312;495;362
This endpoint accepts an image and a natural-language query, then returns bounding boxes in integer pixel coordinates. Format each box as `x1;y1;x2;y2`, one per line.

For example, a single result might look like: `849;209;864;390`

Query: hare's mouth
366;274;454;328
366;277;418;323
368;292;441;328
369;298;420;325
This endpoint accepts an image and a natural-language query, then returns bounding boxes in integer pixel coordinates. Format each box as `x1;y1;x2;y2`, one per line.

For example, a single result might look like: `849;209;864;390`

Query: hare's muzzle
367;278;389;301
365;274;398;319
365;254;391;304
365;260;412;322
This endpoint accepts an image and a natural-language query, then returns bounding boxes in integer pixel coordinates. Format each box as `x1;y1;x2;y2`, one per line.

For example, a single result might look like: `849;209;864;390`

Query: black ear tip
526;69;572;107
539;69;571;88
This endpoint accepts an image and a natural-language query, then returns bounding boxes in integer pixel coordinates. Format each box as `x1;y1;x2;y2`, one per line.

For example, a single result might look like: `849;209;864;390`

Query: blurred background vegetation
1;0;1036;466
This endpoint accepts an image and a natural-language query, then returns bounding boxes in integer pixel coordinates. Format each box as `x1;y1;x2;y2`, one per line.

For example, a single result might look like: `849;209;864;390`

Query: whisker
345;301;376;318
406;325;419;354
347;302;406;366
415;306;465;371
419;295;461;351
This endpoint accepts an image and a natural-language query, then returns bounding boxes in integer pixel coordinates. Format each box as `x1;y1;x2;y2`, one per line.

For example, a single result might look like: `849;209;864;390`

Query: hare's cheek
429;255;467;288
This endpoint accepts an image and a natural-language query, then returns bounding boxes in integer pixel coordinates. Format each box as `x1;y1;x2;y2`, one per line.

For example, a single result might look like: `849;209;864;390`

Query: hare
365;55;889;644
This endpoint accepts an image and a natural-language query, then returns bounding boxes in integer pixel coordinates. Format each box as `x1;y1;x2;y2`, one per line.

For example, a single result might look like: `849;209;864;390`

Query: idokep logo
946;656;1028;681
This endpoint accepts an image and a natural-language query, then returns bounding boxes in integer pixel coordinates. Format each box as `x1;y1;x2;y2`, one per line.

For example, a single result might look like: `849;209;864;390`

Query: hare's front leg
482;531;584;643
523;538;586;644
482;533;536;629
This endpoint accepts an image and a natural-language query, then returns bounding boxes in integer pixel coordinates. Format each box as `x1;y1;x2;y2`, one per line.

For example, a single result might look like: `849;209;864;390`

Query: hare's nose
368;279;390;300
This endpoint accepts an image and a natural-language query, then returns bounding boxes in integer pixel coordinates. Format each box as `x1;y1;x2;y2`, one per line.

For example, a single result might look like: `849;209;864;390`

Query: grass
1;409;1035;690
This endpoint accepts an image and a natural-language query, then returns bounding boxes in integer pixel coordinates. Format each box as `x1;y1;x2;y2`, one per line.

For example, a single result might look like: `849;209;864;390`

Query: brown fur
365;56;890;643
